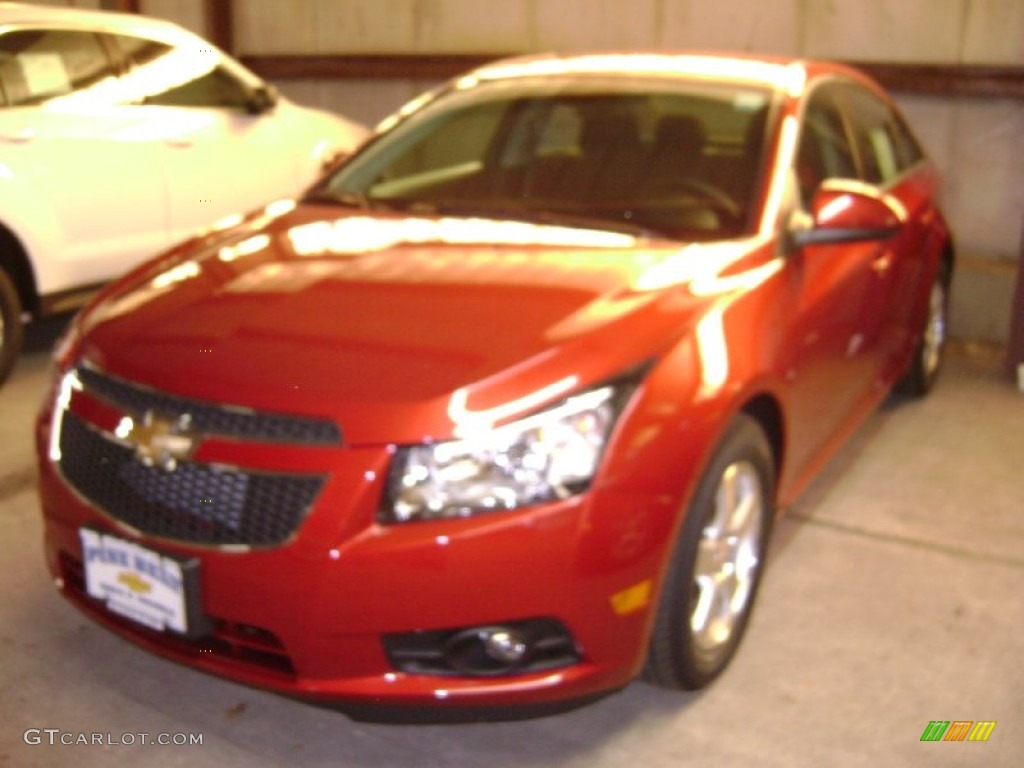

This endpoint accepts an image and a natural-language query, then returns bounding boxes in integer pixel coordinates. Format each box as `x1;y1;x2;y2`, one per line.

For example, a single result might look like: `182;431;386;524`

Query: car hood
76;206;762;444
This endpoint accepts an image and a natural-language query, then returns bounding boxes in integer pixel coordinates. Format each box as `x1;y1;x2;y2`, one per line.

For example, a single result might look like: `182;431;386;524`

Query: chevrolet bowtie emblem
117;571;152;594
116;410;196;471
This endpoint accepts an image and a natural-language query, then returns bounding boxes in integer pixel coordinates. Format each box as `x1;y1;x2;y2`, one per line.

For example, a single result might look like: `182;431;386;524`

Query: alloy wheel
921;280;947;380
690;460;764;653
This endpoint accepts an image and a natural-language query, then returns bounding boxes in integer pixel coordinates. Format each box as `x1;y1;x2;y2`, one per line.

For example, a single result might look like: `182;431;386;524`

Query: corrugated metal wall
20;0;1024;353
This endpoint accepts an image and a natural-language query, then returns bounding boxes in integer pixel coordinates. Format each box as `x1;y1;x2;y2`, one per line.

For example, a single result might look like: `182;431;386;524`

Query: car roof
0;1;194;45
468;52;864;98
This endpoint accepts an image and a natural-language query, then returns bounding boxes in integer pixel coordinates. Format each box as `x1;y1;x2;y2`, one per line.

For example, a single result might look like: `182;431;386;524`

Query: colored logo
920;721;996;742
117;571;152;594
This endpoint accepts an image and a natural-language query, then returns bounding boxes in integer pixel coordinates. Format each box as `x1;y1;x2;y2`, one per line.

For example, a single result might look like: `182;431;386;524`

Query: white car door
0;28;166;297
160;101;298;242
108;34;308;243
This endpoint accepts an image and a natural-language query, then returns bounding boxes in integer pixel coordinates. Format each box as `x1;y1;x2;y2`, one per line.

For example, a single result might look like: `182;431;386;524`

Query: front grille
59;412;324;547
76;365;341;445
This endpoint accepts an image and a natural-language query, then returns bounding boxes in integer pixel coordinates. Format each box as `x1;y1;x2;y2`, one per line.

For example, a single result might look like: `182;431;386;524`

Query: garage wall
22;0;1024;349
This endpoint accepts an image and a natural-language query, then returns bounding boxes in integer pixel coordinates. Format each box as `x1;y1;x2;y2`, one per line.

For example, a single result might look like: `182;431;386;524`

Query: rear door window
0;29;115;106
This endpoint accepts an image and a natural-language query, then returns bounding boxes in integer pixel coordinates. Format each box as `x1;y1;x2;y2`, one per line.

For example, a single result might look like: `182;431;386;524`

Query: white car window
112;34;253;111
0;29;115;106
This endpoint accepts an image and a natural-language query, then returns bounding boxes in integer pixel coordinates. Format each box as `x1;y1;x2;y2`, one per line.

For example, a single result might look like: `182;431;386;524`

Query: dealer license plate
79;528;202;636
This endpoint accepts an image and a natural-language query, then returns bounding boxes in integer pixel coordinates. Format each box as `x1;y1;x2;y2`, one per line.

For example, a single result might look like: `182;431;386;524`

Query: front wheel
645;414;775;690
0;267;25;386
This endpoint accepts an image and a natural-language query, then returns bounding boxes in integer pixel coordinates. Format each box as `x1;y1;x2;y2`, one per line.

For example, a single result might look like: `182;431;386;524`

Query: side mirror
319;148;352;175
789;179;906;248
245;84;279;115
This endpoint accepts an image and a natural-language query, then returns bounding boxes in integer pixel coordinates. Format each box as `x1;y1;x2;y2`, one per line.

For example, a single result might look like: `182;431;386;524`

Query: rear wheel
645;414;774;690
0;267;25;386
896;263;949;397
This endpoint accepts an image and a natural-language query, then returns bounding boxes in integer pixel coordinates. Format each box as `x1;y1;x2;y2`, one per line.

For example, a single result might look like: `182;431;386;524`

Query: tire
895;263;949;397
645;414;775;690
0;267;25;386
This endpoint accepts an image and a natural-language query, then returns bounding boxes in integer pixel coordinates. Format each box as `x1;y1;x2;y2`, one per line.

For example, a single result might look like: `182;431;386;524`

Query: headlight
381;383;631;524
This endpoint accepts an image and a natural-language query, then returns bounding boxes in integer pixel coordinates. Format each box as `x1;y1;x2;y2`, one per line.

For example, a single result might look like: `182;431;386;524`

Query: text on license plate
79;528;191;634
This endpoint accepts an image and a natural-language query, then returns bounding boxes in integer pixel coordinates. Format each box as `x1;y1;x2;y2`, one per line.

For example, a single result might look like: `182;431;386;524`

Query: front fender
0;178;68;298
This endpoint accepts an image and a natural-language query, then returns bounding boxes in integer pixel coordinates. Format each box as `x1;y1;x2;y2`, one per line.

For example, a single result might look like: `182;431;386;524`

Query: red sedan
37;53;953;720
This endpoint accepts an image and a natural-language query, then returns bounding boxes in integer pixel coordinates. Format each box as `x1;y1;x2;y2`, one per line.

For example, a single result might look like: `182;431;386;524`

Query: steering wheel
647;177;743;222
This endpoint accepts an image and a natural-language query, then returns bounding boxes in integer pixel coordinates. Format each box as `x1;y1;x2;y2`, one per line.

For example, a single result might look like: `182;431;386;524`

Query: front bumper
37;410;677;718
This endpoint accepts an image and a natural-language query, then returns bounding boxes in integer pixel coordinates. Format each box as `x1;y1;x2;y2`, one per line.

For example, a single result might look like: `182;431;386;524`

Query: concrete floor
1;316;1021;767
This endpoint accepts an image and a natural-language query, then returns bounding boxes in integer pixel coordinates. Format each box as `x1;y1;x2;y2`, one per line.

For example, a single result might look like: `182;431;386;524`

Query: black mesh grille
76;365;341;445
58;413;324;547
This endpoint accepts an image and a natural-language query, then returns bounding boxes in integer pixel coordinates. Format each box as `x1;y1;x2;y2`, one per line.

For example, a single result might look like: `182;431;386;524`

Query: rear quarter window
113;33;251;110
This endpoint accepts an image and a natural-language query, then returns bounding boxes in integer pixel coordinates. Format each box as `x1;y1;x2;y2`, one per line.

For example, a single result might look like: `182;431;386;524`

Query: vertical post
1007;221;1024;386
205;0;234;55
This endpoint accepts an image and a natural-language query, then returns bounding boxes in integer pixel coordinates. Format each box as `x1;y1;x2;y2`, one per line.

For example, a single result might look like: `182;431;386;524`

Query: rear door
833;81;936;383
0;28;165;296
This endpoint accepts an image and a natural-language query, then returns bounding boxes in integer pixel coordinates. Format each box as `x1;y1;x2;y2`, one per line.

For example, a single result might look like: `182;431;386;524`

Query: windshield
320;76;774;240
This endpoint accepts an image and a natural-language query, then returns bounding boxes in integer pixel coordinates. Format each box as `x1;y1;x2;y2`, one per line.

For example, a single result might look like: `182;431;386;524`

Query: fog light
483;629;528;664
383;617;579;677
444;626;531;675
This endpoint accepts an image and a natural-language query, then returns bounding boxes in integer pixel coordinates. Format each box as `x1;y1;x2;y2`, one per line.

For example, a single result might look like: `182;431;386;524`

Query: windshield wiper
509;206;661;238
303;189;371;209
302;194;663;238
303;191;455;217
427;199;663;237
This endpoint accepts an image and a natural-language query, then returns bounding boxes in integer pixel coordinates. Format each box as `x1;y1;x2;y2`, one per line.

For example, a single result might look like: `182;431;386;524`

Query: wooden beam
851;62;1024;100
240;53;498;82
1008;224;1024;382
101;0;141;11
239;53;1024;100
204;0;234;55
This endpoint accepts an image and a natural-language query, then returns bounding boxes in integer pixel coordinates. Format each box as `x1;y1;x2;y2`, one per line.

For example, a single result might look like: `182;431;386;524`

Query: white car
0;2;367;382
